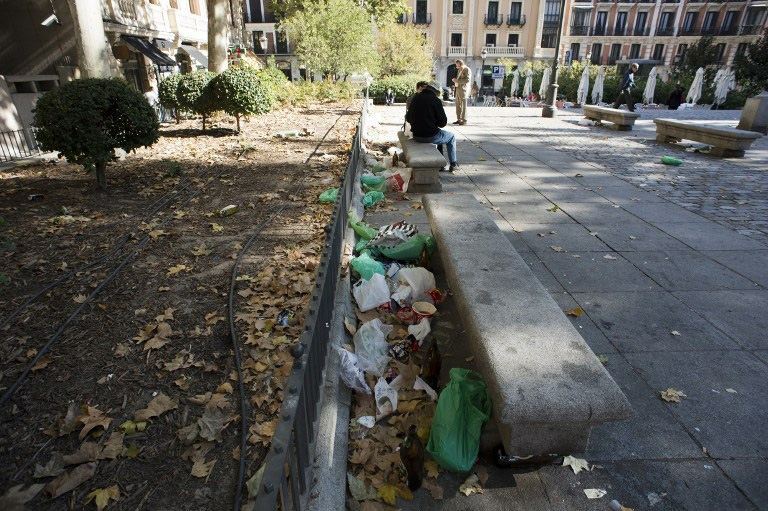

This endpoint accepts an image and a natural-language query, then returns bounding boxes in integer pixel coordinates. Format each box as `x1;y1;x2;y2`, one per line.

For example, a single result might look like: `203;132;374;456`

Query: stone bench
397;131;443;193
654;118;762;157
424;194;633;456
583;105;640;131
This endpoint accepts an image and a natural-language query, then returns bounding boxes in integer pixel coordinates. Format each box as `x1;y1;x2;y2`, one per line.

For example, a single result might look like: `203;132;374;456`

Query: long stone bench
424;194;633;456
583;105;640;131
397;131;443;193
654;118;762;157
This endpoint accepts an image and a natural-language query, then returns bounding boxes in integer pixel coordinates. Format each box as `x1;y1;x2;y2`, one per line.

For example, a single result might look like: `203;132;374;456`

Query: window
722;10;738;33
572;9;589;27
736;42;748;56
570;42;580;62
703;11;718;29
451;33;463;46
629;43;640;59
485;33;497;46
510;2;522;22
188;0;200;15
253;31;266;54
482;65;493;88
634;11;647;34
544;0;561;25
609;43;621;64
652;43;665;61
452;1;464;14
715;43;726;62
682;12;697;33
595;11;607;35
508;34;519;46
615;12;627;35
415;0;427;21
276;32;289;54
658;12;673;33
591;43;602;64
488;1;499;21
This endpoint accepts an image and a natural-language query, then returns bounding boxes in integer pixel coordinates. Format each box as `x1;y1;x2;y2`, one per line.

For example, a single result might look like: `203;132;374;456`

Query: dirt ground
0;104;358;510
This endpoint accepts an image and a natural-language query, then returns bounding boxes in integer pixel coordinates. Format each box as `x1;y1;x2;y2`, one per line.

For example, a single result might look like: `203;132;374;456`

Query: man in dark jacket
613;62;639;112
405;82;459;172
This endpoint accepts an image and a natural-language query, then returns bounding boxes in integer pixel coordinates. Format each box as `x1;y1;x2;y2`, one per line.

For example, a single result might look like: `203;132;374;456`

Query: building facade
243;0;303;80
560;0;768;68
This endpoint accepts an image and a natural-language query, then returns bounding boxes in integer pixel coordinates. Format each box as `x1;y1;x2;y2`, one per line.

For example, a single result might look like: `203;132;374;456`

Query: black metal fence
252;104;364;510
0;129;40;162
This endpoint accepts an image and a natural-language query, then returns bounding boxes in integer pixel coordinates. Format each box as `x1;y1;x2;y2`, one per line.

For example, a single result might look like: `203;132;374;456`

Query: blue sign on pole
491;65;506;79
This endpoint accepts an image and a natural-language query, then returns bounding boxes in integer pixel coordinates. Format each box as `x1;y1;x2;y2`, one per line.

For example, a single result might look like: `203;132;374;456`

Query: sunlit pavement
369;105;768;510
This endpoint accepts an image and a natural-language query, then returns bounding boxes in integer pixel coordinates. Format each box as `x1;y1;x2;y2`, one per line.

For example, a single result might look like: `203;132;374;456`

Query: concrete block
737;91;768;134
412;168;440;184
583;105;639;130
653;118;761;157
424;194;632;457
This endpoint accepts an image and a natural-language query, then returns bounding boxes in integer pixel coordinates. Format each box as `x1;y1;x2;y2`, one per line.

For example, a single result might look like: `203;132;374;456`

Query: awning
179;45;209;68
121;35;177;69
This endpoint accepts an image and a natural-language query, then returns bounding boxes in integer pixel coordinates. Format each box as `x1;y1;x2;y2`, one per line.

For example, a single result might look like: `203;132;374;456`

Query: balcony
720;25;738;35
412;13;432;25
448;46;467;57
484;13;503;26
507;14;526;26
613;26;628;35
593;26;606;35
168;9;207;43
701;26;719;35
543;15;562;28
629;27;650;36
482;46;526;58
571;25;591;35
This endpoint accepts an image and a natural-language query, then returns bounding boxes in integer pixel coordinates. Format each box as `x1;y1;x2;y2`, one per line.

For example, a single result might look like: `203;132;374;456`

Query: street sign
491;65;506;79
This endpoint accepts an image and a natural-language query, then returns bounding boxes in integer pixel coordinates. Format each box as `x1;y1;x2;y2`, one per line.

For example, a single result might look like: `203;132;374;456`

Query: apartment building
243;1;303;80
560;0;768;67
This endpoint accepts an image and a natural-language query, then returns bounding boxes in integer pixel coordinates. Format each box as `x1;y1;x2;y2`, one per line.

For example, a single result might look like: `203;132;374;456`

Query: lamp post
480;47;488;94
542;0;568;118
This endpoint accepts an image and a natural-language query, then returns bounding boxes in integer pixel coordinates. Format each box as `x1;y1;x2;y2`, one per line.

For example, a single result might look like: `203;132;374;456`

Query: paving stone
625;350;768;458
550;293;617;354
702;250;768;288
573;292;740;352
495;201;577;224
516;223;612;254
530;186;611;203
673;290;768;349
753;350;768;365
655;222;768;251
590;223;692;252
621;251;759;291
520;252;566;294
623;202;711;224
717;459;768;509
537;252;661;292
556;202;645;226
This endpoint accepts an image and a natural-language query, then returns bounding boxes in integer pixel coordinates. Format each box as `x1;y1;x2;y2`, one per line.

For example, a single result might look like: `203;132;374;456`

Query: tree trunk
175;108;180;124
202;114;207;131
66;0;113;78
95;161;107;190
236;114;240;132
207;0;230;73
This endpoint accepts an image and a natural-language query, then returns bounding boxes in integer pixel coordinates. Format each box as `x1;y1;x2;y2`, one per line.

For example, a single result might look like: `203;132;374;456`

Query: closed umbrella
522;68;533;98
686;67;705;104
576;65;590;105
713;68;735;107
591;65;605;105
510;69;520;97
538;67;552;100
643;66;659;104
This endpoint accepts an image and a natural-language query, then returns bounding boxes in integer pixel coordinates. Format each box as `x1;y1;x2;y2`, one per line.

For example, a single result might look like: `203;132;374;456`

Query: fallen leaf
546;205;560;212
210;223;224;233
191;244;212;257
245;464;266;500
660;388;686;403
99;432;124;460
34;453;65;478
167;264;190;276
603;254;617;260
119;420;147;434
422;479;444;500
550;245;564;252
73;294;87;304
671;330;681;336
562;455;591;474
725;388;737;394
584;488;607;499
348;472;378;501
61;442;100;465
191;458;217;478
77;406;111;440
459;473;483;496
344;317;357;336
113;343;130;357
0;484;45;511
45;462;97;498
377;484;398;505
85;485;119;510
425;459;440;479
598;354;609;365
566;307;584;317
31;355;53;372
216;382;233;394
148;229;167;239
135;393;178;421
198;408;227;442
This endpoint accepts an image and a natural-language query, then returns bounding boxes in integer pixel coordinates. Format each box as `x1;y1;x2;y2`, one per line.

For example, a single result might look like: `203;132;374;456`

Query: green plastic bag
427;368;491;472
348;212;378;240
370;164;387;174
361;175;387;193
354;238;370;253
350;250;385;280
374;234;435;262
661;155;682;166
319;188;339;203
362;191;385;208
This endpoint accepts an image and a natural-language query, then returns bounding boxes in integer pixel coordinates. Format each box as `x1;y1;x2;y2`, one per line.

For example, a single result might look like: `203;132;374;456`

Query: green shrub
257;58;292;105
211;66;274;131
33;78;159;190
158;73;184;121
369;75;427;104
177;71;217;130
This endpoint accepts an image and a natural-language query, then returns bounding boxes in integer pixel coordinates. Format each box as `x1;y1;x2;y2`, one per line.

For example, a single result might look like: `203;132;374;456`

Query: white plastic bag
336;347;371;395
397;267;436;303
391;285;413;306
408;318;431;341
374;377;398;417
353;319;393;375
352;273;390;312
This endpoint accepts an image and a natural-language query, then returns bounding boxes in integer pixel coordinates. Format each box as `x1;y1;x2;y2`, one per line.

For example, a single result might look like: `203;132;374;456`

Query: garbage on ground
319;188;339;203
578;119;597;126
375;377;398;417
219;204;238;216
408;318;431;342
357;416;376;428
661;155;682;166
353;318;393;375
348;211;377;240
361;174;388;193
336;347;371;395
427;368;491;472
352;273;390;312
458;473;483;496
391;374;438;401
412;302;437;320
362;191;385;208
276;309;291;326
375;234;436;262
350;250;385;280
584;488;607;499
397;267;437;303
400;424;425;491
369;221;418;248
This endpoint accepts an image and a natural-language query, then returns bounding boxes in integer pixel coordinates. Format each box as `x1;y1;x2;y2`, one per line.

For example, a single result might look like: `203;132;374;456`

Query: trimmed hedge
370;75;428;104
211;66;274;131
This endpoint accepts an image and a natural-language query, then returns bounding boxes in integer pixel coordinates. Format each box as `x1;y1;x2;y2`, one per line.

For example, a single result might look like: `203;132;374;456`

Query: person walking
612;63;639;112
405;82;460;172
452;59;471;125
385;88;395;106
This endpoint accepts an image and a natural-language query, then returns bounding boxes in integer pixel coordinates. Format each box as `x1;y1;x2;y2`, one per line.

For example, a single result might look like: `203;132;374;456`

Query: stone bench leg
612;123;632;132
408;167;443;193
710;146;745;158
656;133;680;143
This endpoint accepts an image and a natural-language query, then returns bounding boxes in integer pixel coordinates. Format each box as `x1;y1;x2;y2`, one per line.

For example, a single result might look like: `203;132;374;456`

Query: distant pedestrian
452;59;471;125
470;81;479;105
667;82;684;110
385;88;395;106
612;63;639;112
405;81;459;172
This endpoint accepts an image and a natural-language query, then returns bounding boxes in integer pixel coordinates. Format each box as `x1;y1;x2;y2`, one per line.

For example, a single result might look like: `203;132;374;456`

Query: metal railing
448;46;467;56
251;104;364;511
0;129;40;162
412;13;432;25
507;14;526;26
484;13;503;26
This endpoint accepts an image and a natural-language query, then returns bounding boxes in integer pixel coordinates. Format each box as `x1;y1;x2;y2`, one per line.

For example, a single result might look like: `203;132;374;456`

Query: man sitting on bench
406;81;460;173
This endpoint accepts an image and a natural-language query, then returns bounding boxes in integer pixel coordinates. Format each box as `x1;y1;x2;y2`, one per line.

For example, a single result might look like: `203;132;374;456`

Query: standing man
406;82;460;172
452;59;471;125
613;63;639;112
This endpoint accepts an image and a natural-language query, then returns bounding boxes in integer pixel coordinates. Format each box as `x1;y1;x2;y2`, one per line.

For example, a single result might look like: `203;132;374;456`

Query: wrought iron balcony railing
507;14;526;26
412;12;432;25
484;13;503;26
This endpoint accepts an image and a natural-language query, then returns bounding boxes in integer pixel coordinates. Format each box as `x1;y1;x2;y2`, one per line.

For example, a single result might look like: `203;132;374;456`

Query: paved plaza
367;105;768;510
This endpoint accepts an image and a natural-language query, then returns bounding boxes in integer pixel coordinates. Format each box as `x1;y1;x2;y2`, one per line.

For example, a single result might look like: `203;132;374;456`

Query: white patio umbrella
713;68;735;107
510;69;520;97
643;66;659;104
522;68;533;98
538;67;552;100
591;65;606;105
686;67;705;104
576;65;590;105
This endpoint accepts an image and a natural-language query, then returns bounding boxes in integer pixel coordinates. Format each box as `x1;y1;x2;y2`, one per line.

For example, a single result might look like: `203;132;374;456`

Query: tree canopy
677;36;719;74
271;0;407;25
376;23;434;78
734;29;768;93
